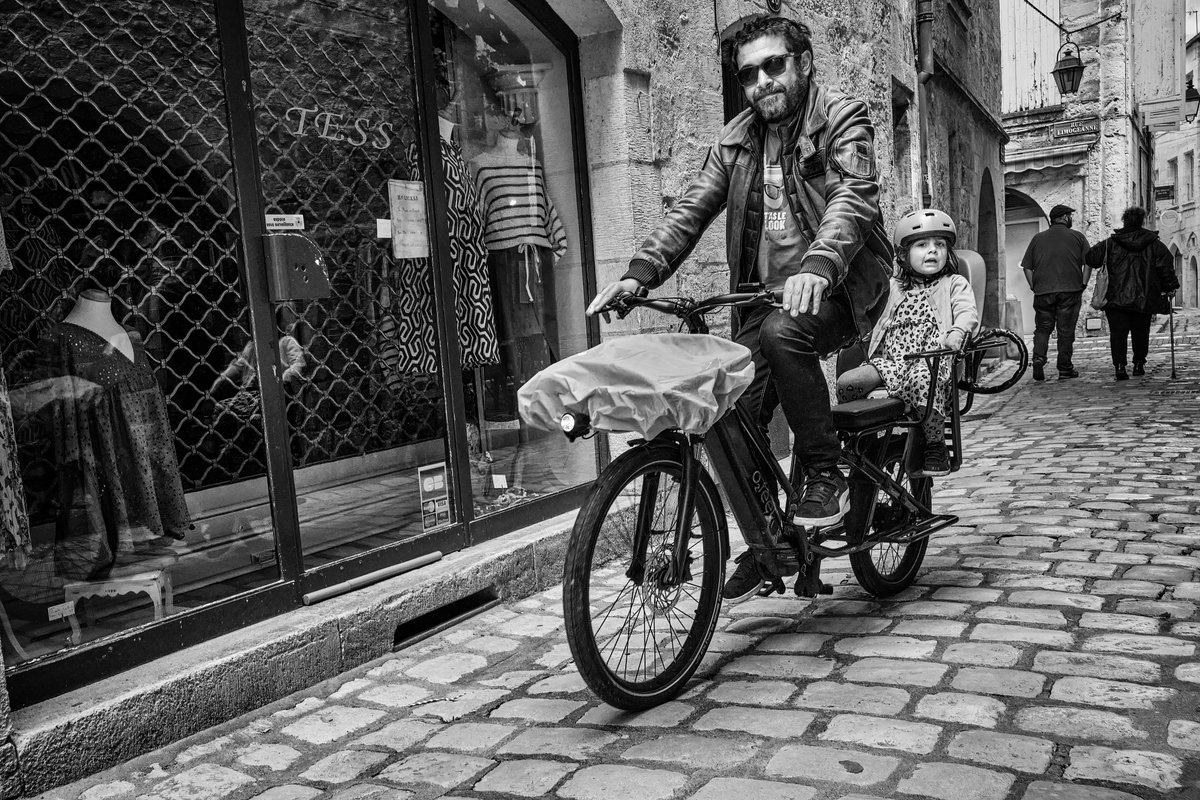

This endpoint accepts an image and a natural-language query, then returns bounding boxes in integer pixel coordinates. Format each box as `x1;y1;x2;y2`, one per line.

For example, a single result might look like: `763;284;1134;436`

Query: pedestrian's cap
1049;204;1075;218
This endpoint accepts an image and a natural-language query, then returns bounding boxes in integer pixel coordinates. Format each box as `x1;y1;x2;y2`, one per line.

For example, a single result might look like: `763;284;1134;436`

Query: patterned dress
377;139;499;383
21;323;192;580
870;285;951;423
0;368;31;561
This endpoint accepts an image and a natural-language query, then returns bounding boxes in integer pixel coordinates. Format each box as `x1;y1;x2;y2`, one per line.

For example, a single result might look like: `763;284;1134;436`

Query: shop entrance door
243;0;465;575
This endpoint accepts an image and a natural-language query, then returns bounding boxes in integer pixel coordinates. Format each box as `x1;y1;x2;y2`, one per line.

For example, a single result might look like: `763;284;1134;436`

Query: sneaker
1032;362;1045;382
914;440;951;477
1132;362;1145;376
1115;365;1129;381
1058;368;1079;379
792;467;849;527
722;552;768;601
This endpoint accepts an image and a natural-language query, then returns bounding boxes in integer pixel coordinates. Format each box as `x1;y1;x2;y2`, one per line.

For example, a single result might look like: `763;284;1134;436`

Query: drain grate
393;587;501;651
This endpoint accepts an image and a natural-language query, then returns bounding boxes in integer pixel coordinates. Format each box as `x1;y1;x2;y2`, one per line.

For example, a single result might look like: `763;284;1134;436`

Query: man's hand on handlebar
781;273;830;317
587;278;644;317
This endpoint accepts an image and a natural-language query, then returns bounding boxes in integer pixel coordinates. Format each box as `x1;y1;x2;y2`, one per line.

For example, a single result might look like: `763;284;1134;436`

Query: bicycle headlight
560;411;591;441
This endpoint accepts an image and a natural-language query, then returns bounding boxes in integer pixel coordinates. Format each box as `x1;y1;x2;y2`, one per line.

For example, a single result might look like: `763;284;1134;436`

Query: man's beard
751;78;806;123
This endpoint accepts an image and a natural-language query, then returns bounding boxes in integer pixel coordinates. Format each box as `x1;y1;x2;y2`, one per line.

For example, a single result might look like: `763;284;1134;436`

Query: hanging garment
486;245;557;395
442;138;499;369
18;323;191;580
469;150;568;257
0;368;31;561
376;139;501;380
0;212;12;274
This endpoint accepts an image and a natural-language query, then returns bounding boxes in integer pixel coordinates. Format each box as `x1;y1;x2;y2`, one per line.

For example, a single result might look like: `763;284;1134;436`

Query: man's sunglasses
736;53;795;88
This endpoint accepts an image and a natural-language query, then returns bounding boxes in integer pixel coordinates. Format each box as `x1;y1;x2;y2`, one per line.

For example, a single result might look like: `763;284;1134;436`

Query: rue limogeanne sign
1051;118;1100;138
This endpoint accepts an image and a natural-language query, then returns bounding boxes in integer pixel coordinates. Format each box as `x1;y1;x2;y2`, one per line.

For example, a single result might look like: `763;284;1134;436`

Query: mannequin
28;262;192;579
469;119;566;419
62;287;135;362
438;113;456;143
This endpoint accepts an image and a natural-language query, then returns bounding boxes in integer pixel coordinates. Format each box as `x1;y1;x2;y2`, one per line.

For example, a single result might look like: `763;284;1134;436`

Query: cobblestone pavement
40;327;1200;800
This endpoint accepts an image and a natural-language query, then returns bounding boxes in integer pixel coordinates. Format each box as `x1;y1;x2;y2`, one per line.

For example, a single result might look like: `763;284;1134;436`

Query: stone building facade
1153;19;1199;308
1001;0;1191;333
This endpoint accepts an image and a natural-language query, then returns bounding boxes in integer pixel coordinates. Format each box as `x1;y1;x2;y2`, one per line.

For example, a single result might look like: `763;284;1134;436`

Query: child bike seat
831;397;906;431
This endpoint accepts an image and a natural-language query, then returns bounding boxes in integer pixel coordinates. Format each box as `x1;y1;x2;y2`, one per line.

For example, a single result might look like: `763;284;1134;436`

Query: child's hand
943;330;966;351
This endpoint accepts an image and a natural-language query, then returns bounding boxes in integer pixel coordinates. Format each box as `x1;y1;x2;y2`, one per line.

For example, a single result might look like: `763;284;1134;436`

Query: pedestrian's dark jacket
1084;227;1179;314
622;82;891;342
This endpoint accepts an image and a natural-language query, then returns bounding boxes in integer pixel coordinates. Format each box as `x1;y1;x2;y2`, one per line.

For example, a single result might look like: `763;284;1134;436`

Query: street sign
1155;185;1176;201
1051;118;1100;138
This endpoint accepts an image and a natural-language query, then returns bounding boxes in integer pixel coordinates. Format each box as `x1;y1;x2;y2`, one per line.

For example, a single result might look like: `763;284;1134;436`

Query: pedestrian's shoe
722;551;769;601
1032;362;1045;382
792;467;849;527
1132;362;1145;376
1115;364;1129;381
914;440;951;478
1058;368;1079;379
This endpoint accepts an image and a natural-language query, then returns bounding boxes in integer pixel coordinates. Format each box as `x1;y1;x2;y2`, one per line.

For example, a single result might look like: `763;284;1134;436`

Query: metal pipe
302;551;444;605
916;0;934;205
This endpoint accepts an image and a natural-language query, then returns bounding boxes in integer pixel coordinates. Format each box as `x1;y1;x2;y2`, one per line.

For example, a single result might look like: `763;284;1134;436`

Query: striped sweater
468;151;567;257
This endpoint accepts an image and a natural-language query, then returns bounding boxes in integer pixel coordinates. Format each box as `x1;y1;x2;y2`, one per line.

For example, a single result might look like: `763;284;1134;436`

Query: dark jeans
1032;291;1083;372
1104;308;1152;367
735;296;857;473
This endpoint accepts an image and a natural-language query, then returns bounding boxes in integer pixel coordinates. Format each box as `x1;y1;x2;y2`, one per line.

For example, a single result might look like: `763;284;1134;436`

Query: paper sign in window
388;179;430;259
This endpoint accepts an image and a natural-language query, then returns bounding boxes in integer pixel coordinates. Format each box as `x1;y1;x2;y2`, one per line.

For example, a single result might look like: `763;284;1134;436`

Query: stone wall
925;0;1006;325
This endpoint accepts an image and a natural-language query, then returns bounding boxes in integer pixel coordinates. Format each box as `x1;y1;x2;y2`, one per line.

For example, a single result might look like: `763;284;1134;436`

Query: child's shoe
915;439;951;477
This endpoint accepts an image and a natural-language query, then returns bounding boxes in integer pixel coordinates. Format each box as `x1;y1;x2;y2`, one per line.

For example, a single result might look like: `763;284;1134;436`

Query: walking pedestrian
1083;206;1179;380
1021;204;1090;381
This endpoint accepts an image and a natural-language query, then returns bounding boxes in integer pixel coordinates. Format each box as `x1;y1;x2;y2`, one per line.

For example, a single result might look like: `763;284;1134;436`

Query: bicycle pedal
794;576;834;598
757;578;786;597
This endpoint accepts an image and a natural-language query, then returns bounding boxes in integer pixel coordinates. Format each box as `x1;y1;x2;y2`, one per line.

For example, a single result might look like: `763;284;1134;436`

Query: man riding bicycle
587;15;891;599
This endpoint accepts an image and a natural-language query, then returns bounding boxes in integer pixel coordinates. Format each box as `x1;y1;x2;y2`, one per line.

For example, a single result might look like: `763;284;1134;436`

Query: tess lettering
285;106;393;150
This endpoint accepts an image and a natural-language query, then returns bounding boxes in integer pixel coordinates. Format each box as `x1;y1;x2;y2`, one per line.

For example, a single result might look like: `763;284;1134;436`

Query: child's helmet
894;209;957;248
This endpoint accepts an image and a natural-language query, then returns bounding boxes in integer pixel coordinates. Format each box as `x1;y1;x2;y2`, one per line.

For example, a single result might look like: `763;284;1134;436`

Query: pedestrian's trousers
1032;291;1082;372
734;296;858;473
1104;307;1152;367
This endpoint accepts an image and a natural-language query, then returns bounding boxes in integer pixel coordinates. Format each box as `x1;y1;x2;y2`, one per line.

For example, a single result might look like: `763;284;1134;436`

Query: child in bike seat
835;208;979;477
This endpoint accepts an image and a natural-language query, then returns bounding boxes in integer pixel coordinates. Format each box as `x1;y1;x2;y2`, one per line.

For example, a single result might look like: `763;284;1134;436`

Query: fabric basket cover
518;333;754;440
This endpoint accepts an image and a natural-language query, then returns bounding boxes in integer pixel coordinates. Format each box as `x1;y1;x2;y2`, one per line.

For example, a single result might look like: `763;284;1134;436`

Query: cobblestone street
40;326;1200;800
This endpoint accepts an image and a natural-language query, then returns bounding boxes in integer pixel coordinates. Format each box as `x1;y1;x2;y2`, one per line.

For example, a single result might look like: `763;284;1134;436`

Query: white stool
64;567;174;625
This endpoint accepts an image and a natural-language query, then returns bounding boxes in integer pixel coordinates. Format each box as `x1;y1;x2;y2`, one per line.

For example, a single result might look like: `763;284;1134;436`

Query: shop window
0;1;277;666
428;0;597;518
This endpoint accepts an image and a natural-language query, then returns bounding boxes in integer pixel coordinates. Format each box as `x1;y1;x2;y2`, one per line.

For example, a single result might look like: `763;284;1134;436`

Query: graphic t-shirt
756;128;809;289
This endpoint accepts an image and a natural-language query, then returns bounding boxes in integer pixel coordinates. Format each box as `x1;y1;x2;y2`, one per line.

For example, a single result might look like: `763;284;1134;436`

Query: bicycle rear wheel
848;438;930;596
562;442;724;710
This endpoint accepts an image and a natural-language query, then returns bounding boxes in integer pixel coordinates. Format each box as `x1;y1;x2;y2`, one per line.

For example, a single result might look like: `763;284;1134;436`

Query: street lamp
1186;77;1200;124
1052;40;1085;96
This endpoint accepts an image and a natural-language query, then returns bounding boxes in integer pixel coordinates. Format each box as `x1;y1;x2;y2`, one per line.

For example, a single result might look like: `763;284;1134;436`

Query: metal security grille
0;0;251;493
0;0;445;504
246;3;446;469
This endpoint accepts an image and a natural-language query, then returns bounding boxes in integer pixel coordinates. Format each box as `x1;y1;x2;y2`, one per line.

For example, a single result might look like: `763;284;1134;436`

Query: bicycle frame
596;291;1012;597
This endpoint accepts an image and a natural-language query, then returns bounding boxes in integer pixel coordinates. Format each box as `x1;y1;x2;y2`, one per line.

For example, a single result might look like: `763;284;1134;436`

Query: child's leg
921;410;946;449
835;364;885;403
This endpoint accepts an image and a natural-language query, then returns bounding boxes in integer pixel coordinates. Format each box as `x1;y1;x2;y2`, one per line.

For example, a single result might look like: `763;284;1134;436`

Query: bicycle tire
562;442;725;710
958;328;1028;395
848;438;931;596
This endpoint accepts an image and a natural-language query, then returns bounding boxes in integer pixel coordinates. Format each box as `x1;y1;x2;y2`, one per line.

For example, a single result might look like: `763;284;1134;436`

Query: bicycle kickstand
793;534;834;598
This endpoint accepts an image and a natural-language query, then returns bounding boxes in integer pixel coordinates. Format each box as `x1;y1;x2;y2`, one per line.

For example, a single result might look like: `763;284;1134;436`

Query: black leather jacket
623;82;891;341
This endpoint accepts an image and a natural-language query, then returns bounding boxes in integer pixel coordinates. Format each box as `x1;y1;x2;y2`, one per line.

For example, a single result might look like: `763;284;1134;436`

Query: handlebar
600;286;783;334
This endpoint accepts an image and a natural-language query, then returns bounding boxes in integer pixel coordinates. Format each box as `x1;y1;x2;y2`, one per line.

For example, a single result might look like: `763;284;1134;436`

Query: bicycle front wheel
562;443;724;710
848;438;931;596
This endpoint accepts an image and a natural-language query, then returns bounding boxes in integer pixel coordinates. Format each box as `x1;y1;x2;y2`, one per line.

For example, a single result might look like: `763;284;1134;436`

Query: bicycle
539;287;1027;710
